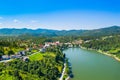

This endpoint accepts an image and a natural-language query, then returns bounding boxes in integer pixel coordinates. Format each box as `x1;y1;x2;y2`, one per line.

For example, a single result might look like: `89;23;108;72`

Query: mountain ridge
0;25;120;37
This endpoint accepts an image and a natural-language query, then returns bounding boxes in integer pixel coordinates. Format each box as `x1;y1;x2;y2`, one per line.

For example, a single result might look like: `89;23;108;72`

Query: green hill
0;26;119;37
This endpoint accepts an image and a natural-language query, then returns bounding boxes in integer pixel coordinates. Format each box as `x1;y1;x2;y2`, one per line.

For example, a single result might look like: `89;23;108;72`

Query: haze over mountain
0;26;120;37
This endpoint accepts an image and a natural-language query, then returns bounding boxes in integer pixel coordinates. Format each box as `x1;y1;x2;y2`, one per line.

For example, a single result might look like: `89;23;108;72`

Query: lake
63;48;120;80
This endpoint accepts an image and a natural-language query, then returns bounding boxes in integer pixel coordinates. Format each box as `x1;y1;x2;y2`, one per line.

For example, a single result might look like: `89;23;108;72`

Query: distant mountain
0;28;85;37
0;28;58;36
0;26;120;37
81;26;120;36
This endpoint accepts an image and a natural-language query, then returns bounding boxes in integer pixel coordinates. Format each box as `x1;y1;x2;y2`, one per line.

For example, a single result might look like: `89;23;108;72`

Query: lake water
63;48;120;80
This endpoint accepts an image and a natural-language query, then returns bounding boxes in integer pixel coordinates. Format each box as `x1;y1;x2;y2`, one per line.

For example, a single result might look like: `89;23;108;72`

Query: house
55;41;60;45
44;41;60;46
10;55;21;59
23;56;29;62
45;43;50;47
39;48;46;53
10;55;16;59
18;51;25;56
2;55;10;60
39;44;44;48
15;55;21;58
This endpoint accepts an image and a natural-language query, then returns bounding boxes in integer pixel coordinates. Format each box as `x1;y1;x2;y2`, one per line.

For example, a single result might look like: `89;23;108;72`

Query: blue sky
0;0;120;30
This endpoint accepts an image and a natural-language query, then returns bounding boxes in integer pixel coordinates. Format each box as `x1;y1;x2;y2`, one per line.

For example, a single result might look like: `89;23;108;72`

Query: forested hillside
0;46;64;80
81;35;120;58
0;26;120;37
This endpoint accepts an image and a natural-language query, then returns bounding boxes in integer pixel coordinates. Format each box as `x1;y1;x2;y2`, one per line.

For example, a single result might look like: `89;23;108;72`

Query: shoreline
80;46;120;62
98;50;120;62
59;63;70;80
59;61;70;80
65;76;70;80
59;63;66;80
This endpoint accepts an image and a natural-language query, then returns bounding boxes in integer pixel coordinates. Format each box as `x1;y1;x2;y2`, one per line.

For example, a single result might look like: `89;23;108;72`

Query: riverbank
59;62;70;80
59;63;66;80
80;46;120;62
65;76;70;80
98;50;120;62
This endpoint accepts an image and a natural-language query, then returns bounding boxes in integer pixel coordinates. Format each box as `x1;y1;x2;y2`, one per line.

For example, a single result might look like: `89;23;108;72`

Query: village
0;39;84;63
0;41;62;62
0;40;78;80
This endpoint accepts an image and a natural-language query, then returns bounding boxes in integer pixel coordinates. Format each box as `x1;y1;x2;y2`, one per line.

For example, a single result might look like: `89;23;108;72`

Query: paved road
0;59;13;63
0;51;40;63
59;63;66;80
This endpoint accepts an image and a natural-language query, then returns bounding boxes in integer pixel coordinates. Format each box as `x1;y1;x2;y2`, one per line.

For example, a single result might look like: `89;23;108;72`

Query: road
59;63;66;80
0;51;40;63
0;59;13;63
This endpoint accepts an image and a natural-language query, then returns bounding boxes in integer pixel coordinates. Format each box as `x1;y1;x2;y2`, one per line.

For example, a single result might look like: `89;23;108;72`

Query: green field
29;52;56;61
29;52;43;61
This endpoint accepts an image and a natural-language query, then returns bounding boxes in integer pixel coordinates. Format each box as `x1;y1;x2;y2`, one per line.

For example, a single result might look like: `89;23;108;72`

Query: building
23;56;29;62
2;55;10;60
39;48;46;53
18;51;25;56
10;55;21;59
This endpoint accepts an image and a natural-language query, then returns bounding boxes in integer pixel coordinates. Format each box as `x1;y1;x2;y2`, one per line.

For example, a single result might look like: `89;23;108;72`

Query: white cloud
13;19;20;23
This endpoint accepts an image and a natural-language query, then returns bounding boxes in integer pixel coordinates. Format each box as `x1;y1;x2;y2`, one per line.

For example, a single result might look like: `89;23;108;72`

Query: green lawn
44;52;56;57
29;52;56;61
29;52;43;61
